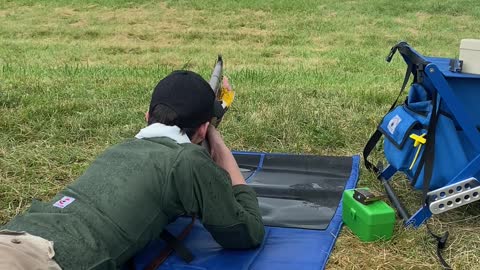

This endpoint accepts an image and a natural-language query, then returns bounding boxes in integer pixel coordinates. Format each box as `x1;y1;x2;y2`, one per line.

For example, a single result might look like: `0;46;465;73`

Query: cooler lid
460;39;480;51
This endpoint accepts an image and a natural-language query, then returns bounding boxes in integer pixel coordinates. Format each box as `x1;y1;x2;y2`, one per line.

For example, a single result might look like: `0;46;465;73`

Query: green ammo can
342;189;395;242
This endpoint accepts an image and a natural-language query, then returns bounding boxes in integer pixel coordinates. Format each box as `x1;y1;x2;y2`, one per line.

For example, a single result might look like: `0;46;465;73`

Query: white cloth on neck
135;123;191;144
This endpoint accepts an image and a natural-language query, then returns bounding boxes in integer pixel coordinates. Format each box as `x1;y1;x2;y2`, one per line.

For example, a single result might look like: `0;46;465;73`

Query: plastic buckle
449;59;463;73
386;41;408;62
386;47;398;62
385;46;397;63
417;64;425;83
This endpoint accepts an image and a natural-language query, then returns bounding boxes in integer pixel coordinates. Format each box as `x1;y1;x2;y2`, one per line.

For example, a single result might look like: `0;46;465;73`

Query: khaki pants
0;230;62;270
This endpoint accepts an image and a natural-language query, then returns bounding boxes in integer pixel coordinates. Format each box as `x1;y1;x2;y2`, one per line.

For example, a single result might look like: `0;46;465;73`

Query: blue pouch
380;84;471;190
379;106;425;172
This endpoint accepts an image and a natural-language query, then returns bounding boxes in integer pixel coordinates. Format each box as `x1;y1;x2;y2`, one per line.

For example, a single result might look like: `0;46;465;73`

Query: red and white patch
53;196;75;209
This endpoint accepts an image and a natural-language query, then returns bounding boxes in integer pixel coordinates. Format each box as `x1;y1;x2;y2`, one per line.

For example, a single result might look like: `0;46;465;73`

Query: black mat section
234;153;353;230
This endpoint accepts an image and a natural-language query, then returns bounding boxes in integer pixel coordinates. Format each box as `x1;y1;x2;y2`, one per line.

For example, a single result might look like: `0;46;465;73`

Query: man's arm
172;130;264;249
207;126;245;186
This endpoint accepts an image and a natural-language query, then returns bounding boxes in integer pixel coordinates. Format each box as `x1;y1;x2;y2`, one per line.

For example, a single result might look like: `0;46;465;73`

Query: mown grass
1;0;479;269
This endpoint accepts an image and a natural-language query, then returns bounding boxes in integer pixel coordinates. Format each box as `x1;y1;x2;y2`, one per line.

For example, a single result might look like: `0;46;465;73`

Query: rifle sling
145;216;196;270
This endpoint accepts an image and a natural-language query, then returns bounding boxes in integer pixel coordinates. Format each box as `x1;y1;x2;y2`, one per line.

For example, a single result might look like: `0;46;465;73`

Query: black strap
144;216;196;270
421;92;438;201
364;42;414;173
159;229;194;263
419;93;452;270
426;224;452;270
363;63;413;174
363;130;383;174
388;41;429;69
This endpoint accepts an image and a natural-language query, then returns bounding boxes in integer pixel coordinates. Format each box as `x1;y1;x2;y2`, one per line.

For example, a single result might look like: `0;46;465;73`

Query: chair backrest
398;45;480;157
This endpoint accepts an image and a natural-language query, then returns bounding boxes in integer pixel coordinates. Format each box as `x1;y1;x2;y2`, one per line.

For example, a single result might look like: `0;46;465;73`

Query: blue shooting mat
132;152;360;270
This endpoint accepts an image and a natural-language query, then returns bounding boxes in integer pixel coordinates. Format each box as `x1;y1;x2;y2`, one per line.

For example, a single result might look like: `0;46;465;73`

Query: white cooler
459;39;480;75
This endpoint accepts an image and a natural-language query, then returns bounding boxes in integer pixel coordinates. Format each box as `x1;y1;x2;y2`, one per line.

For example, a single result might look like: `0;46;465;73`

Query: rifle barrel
209;55;223;95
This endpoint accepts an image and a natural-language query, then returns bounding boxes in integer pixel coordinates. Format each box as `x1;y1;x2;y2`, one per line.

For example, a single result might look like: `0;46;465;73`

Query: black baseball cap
149;70;224;128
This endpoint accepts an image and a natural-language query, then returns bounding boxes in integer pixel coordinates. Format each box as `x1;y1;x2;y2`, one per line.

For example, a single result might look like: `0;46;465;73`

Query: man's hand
206;126;246;186
218;77;235;109
207;125;226;162
222;77;231;91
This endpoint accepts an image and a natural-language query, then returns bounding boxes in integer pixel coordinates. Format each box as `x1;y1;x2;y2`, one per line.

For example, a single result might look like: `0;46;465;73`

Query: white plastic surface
459;39;480;75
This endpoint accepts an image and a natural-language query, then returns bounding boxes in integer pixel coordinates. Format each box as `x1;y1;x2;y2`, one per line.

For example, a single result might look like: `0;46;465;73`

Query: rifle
203;55;234;150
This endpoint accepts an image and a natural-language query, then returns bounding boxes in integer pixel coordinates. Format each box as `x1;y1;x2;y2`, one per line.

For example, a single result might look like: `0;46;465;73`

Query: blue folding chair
364;42;480;228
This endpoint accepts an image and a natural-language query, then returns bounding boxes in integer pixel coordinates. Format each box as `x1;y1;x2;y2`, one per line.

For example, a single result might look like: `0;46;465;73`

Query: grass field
1;0;480;269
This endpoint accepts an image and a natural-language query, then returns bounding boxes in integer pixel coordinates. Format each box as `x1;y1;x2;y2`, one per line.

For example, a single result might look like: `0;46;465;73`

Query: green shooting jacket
2;133;264;269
